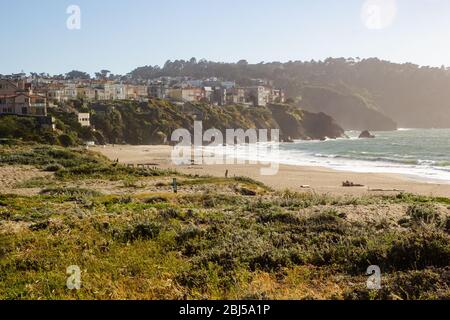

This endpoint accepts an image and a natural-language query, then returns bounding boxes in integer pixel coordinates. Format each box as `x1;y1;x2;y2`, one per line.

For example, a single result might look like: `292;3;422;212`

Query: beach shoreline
92;144;450;197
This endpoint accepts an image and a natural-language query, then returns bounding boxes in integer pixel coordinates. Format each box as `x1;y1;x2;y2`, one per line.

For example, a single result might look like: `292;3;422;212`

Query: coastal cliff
267;104;344;141
0;100;345;145
299;86;397;131
90;100;345;145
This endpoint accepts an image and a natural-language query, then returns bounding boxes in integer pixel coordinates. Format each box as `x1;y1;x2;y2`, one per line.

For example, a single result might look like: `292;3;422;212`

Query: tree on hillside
65;70;91;80
95;70;111;80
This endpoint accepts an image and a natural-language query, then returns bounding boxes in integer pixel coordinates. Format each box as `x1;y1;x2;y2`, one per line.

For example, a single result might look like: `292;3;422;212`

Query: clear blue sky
1;0;450;75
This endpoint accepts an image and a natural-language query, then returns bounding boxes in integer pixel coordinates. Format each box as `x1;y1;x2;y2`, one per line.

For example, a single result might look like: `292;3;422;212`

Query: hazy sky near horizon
1;0;450;75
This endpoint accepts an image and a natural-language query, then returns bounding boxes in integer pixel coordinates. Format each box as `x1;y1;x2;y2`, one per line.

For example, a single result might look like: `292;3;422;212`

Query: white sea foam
201;136;450;183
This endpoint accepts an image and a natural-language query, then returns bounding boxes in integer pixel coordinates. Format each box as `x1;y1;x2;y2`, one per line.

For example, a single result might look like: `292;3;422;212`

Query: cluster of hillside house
29;79;148;104
0;75;286;121
149;77;285;106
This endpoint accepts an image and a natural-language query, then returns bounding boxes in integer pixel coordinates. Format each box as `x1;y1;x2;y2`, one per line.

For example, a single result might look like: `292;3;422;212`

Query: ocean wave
313;153;339;159
212;129;450;183
311;153;421;166
308;149;450;167
208;146;450;183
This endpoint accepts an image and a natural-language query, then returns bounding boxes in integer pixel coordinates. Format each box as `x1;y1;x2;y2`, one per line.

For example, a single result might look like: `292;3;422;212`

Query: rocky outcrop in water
359;130;375;139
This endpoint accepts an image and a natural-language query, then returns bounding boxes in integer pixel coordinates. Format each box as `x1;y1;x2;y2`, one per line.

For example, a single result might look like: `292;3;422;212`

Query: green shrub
40;187;102;197
176;224;205;244
113;221;161;243
256;210;300;224
43;163;63;172
407;204;441;225
107;196;133;205
249;249;293;272
0;116;59;145
237;187;257;196
180;192;244;208
345;268;450;300
444;216;450;233
57;134;76;147
29;220;50;231
175;224;207;256
144;196;169;204
301;211;348;234
233;176;269;189
386;229;450;271
160;208;185;220
274;190;332;208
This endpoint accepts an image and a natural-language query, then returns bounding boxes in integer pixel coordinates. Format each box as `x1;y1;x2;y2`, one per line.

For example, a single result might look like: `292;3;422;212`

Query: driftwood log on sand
342;181;365;187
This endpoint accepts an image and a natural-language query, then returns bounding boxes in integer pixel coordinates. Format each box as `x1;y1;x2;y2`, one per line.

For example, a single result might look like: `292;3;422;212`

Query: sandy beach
92;145;450;197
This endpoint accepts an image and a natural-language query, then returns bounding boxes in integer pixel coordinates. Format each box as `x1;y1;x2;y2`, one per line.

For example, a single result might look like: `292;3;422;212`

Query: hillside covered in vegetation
0;100;344;146
0;115;84;147
130;58;450;129
89;100;345;145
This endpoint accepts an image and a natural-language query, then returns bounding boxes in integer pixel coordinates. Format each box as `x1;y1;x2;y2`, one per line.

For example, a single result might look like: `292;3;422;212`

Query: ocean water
204;129;450;183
